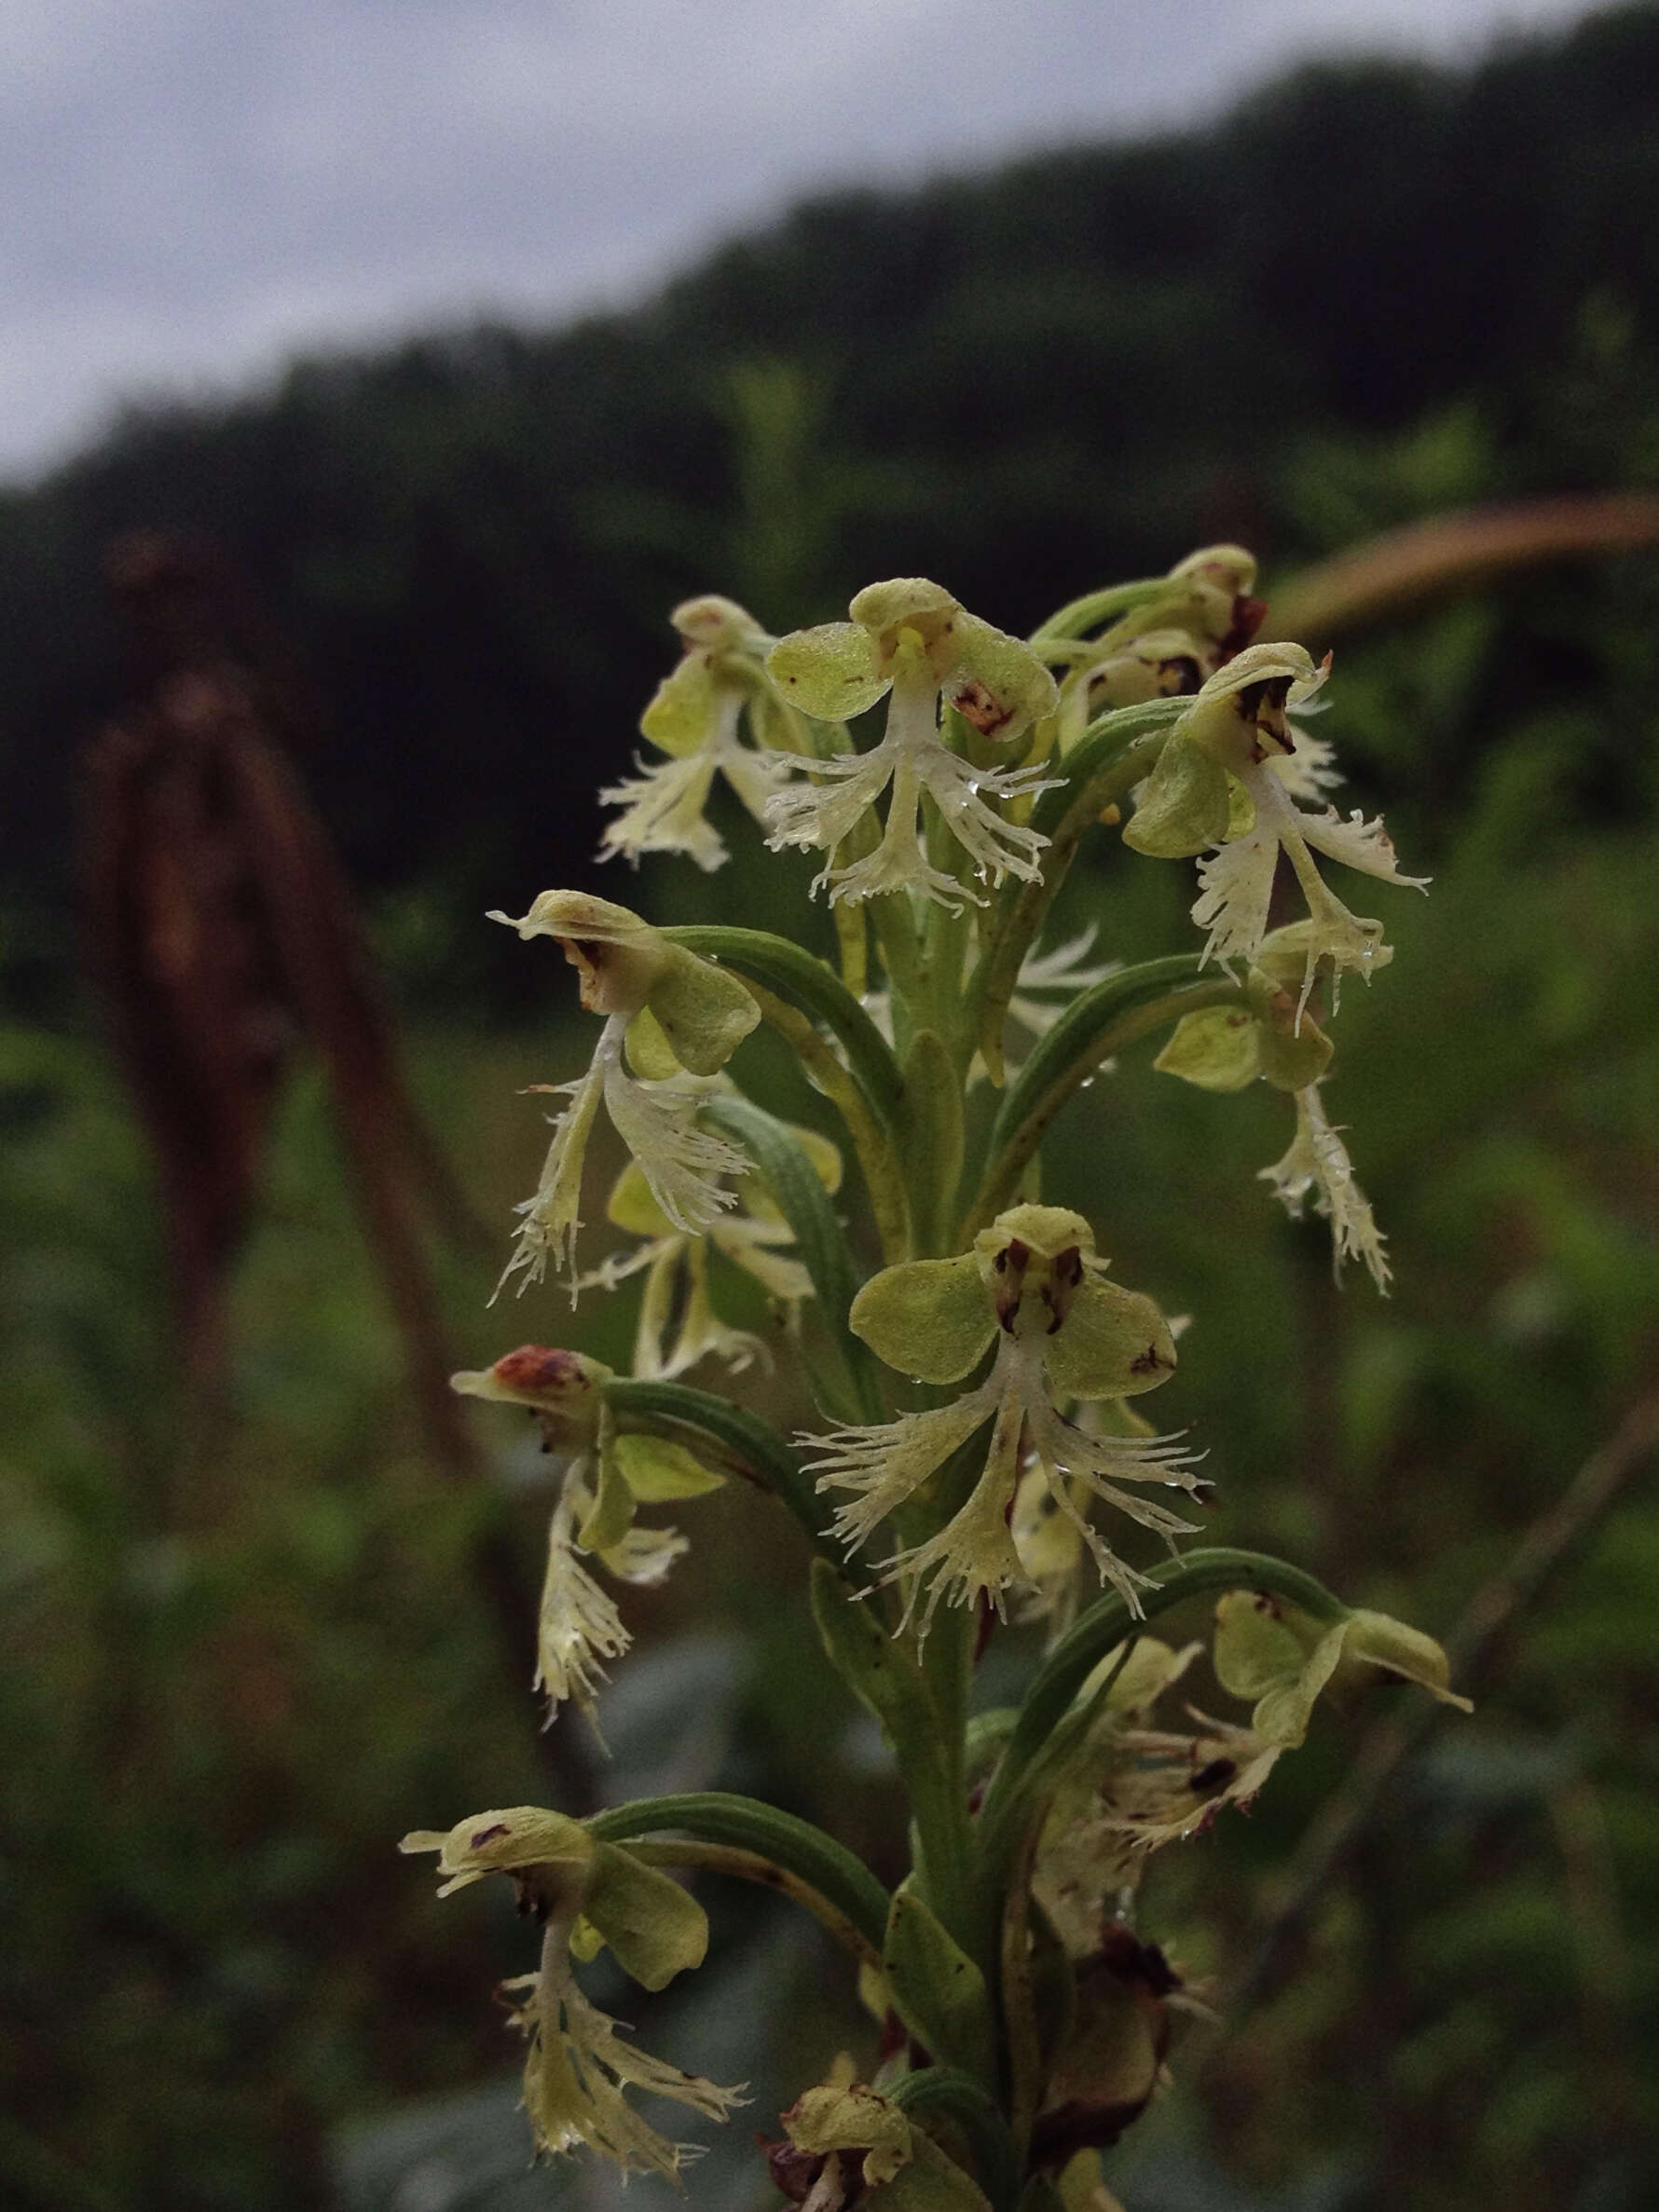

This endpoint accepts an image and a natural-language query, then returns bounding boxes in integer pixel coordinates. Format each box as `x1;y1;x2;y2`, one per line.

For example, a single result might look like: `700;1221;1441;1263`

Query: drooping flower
1123;643;1427;1014
599;594;794;870
1035;1593;1466;1893
769;2081;993;2208
401;1807;744;2182
452;1345;722;1730
799;1204;1204;1632
763;578;1061;908
1260;1080;1391;1290
487;892;761;1294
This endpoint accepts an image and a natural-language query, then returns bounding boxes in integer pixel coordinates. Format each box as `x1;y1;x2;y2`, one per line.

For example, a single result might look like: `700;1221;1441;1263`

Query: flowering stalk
415;555;1466;2205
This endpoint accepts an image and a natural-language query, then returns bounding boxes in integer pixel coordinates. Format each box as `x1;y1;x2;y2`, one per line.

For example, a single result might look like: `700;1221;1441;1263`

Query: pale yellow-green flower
487;892;760;1293
452;1345;723;1729
764;578;1060;908
778;2081;993;2208
1082;1591;1467;1858
401;1809;743;2181
799;1204;1202;1632
599;594;795;870
1124;643;1426;1012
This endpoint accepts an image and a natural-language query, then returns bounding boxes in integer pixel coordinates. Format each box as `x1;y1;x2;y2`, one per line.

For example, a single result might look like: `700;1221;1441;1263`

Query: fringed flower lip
599;594;793;872
400;1809;744;2181
762;577;1062;910
797;1204;1207;1633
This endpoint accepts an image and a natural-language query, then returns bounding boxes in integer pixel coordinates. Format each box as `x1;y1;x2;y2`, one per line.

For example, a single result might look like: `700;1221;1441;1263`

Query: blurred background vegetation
2;5;1658;2208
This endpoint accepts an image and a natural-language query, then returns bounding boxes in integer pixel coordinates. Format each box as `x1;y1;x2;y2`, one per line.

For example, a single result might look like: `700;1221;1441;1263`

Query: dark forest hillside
3;2;1657;980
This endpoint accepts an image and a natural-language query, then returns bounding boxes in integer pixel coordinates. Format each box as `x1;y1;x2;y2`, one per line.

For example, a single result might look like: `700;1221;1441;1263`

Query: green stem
907;1602;980;1956
732;975;911;1266
587;1792;892;1956
607;1377;855;1577
968;703;1186;1082
620;1837;882;1970
700;1094;885;1422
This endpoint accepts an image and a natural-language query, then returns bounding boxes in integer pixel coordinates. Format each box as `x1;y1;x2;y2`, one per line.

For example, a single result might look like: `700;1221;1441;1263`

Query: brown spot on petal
951;676;1017;738
493;1345;589;1396
1129;1341;1172;1376
470;1822;511;1848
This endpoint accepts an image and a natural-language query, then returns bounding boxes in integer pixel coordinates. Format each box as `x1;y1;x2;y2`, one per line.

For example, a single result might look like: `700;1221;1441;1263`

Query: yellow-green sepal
624;1004;683;1081
1045;1279;1176;1400
646;946;760;1074
577;1413;636;1554
639;652;717;757
611;1431;725;1501
767;621;887;719
581;1839;710;1989
850;1254;994;1385
1153;1005;1262;1092
1120;729;1230;857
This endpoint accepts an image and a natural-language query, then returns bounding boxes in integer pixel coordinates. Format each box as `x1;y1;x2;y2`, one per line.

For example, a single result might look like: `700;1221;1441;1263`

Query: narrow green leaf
701;1094;884;1422
963;961;1246;1238
884;1883;998;2089
586;1791;891;1955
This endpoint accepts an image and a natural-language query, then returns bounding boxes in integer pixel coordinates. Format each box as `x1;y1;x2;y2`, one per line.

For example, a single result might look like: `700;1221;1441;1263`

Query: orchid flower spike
763;578;1060;908
487;892;760;1294
599;594;795;871
1124;642;1428;1016
798;1204;1205;1634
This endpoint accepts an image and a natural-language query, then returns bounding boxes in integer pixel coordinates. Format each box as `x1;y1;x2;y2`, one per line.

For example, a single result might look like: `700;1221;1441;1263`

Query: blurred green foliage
2;6;1658;2208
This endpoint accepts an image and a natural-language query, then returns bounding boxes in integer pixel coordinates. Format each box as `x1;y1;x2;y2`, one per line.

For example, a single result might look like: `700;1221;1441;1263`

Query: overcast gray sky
2;0;1598;482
